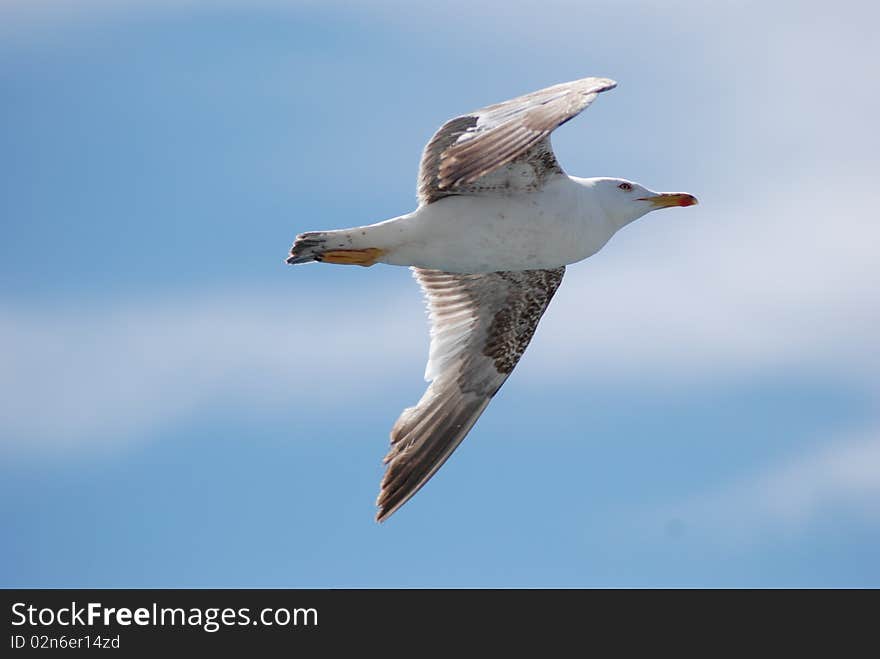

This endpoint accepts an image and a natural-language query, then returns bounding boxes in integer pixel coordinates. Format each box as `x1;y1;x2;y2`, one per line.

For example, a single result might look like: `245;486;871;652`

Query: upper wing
417;76;617;204
376;266;565;521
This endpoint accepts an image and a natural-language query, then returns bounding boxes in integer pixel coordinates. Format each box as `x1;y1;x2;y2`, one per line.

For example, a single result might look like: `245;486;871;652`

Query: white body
321;176;643;273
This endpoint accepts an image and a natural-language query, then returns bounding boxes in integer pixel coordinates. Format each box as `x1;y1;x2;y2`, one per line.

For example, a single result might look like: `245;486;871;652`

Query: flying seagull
287;76;698;522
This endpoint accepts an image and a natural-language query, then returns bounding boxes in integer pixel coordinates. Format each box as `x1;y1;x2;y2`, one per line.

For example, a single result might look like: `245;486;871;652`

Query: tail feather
286;232;328;265
286;229;386;267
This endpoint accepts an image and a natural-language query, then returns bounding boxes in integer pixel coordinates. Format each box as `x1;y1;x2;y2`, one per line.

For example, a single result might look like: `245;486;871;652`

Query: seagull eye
618;182;633;191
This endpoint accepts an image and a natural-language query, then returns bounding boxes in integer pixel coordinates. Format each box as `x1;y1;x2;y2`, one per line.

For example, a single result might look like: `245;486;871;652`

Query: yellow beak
639;192;699;209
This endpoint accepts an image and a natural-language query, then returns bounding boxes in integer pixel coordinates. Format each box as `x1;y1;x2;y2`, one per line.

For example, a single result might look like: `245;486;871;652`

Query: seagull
287;76;698;521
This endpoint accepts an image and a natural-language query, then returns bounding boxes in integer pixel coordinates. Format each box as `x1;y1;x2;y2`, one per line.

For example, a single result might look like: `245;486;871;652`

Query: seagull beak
639;192;699;209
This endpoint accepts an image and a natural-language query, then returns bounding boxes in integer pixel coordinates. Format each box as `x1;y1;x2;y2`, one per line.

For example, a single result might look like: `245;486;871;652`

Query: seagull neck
569;176;628;232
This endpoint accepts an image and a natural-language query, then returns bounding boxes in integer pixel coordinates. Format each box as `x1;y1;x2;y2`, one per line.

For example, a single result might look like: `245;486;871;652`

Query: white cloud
651;428;880;543
0;287;425;453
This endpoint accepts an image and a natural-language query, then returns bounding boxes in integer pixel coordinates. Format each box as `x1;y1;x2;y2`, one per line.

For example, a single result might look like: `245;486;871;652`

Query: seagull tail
286;229;386;267
286;231;329;264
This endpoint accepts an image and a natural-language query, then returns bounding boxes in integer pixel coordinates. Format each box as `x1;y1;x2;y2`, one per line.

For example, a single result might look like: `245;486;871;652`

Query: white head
584;177;698;228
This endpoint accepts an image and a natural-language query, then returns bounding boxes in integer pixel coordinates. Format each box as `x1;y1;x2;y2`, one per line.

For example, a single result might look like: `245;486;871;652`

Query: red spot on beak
679;194;698;207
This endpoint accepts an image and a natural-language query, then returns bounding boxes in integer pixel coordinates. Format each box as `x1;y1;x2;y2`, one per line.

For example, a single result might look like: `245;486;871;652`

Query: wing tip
582;76;617;95
597;77;618;91
374;485;407;523
556;75;617;94
374;504;395;524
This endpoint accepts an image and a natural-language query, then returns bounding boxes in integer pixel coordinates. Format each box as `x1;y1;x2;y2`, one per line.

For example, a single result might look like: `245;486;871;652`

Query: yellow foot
319;248;385;267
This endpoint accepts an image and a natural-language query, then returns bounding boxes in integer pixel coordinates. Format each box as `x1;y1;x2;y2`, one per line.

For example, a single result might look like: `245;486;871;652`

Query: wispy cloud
650;427;880;544
0;287;423;453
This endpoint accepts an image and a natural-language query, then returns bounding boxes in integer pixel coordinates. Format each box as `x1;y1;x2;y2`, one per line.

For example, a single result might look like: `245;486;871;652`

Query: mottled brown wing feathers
376;267;565;521
417;76;617;204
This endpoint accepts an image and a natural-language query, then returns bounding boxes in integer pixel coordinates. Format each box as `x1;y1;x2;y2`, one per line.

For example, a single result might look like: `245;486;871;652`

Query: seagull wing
417;76;616;204
376;266;565;521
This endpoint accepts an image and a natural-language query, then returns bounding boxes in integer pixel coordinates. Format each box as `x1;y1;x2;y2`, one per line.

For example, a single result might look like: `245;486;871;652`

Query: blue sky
2;0;879;587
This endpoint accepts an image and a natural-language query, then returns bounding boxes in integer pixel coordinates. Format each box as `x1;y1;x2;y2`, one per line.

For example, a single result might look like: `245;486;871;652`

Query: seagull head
590;177;698;228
